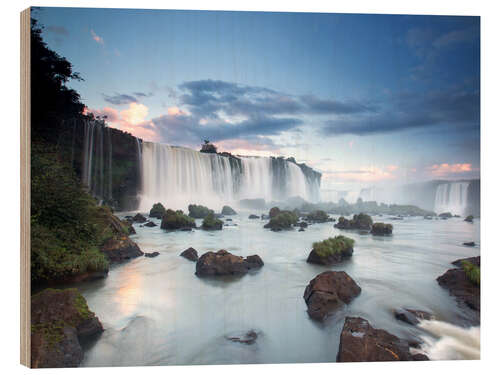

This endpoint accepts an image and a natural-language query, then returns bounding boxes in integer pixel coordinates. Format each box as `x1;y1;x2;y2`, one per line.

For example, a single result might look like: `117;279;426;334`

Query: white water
418;320;480;360
139;142;319;210
434;182;470;216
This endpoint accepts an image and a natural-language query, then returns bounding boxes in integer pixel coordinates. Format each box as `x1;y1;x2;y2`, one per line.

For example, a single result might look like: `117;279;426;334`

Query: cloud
301;95;376;115
214;138;281;157
103;93;138;105
427;163;475;177
433;27;480;49
322;166;397;183
90;29;104;45
133;92;153;98
47;25;68;36
121;103;149;125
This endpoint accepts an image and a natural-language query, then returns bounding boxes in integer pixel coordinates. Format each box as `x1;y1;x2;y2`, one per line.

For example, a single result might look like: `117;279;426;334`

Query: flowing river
76;213;480;366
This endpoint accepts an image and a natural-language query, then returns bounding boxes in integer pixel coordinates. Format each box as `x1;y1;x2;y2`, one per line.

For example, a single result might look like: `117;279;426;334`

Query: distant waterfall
81;120;113;204
434;182;470;216
139;142;320;210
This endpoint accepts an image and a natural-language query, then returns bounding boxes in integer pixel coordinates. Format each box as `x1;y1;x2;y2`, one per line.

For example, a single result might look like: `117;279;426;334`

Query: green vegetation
221;205;237;215
149;202;166;219
264;210;299;230
188;204;214;218
31;143;110;284
371;222;393;236
462;261;480;286
439;212;453;219
335;213;373;230
465;215;474;223
202;213;223;230
312;236;355;258
160;209;196;230
269;207;281;218
306;210;329;223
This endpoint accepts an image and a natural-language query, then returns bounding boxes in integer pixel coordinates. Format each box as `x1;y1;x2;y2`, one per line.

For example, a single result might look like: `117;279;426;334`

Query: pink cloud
214;139;281;157
90;29;104;45
386;165;399;172
323;166;397;183
427;163;474;177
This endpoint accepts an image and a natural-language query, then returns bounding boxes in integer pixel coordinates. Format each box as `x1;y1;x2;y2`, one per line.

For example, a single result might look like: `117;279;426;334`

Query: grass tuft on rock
312;236;355;258
462;260;480;286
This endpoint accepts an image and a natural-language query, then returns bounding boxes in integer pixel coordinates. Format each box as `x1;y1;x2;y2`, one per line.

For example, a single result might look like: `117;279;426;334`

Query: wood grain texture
20;7;31;368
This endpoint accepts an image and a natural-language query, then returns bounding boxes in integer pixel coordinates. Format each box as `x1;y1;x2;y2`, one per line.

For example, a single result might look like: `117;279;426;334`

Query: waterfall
434;182;470;216
139;142;321;211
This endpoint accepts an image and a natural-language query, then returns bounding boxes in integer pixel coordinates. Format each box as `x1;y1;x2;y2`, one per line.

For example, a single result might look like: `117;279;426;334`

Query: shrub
221;205;237;215
269;207;281;218
264;210;299;230
149;203;166;219
306;210;329;223
465;215;474;223
312;236;355;258
161;209;196;230
462;260;480;286
371;222;393;236
334;213;373;230
188;204;214;218
202;213;223;230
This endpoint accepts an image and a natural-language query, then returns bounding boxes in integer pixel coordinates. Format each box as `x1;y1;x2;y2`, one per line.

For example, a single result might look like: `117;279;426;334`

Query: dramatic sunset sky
36;7;480;192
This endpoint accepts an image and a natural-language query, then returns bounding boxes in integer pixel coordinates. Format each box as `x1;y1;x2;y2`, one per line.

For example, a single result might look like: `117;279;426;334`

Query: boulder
100;236;143;262
463;241;476;247
201;213;223;230
299;228;305;232
149;203;166;219
437;256;480;313
122;220;136;235
226;330;258;345
439;212;453;219
226;218;233;222
248;214;259;219
264;210;299;231
371;222;393;236
334;213;373;231
31;288;103;368
393;308;433;325
188;204;214;219
144;252;160;258
195;250;264;277
337;317;413;362
144;221;157;227
306;210;329;223
465;215;474;223
303;271;361;321
180;247;199;261
221;205;237;215
160;209;196;230
306;236;354;265
132;213;147;223
269;206;281;218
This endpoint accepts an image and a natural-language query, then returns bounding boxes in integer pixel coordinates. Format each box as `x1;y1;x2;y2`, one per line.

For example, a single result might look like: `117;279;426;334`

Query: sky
35;7;480;192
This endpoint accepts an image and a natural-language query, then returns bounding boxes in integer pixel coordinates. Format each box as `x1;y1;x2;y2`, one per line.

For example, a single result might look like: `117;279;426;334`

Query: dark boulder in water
303;271;361;321
180;247;199;261
226;330;258;345
371;222;393;236
337;317;414;362
437;256;480;314
248;214;259;219
221;205;237;215
100;237;143;262
201;213;223;230
149;202;166;219
188;204;214;219
264;210;299;231
465;215;474;223
161;209;196;230
306;210;329;223
133;213;147;223
393;308;433;326
31;288;103;368
269;206;281;218
306;236;354;266
334;213;373;231
195;250;264;277
463;241;476;247
299;228;305;232
439;212;453;219
144;221;157;227
144;251;160;258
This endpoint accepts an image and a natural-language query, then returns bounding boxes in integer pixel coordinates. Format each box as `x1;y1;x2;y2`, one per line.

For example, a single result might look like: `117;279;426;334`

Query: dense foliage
371;222;393;236
335;213;373;230
462;260;480;286
149;203;166;219
202;213;223;230
188;204;214;218
312;236;355;258
161;209;196;230
264;210;299;230
306;210;329;223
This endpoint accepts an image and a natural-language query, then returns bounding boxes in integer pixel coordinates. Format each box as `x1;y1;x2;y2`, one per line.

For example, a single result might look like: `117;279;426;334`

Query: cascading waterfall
434;182;470;216
139;142;320;211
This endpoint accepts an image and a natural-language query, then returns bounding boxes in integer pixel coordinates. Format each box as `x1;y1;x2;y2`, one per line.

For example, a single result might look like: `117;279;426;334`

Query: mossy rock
269;207;281;218
149;202;166;219
464;215;474;223
221;205;237;215
202;213;223;230
439;212;453;219
371;222;393;236
31;288;103;368
306;210;329;223
334;213;373;230
161;209;196;230
264;210;298;231
188;204;214;218
307;235;355;265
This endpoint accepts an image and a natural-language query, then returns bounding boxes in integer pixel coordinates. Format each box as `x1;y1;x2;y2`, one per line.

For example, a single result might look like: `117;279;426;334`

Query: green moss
202;213;223;230
306;210;329;222
462;260;480;286
161;209;196;230
188;204;214;218
73;292;93;320
149;202;166;219
371;222;393;235
264;210;299;230
313;236;354;258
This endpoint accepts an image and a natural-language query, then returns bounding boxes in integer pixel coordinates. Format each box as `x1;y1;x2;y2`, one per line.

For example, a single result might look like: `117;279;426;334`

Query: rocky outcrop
248;214;259;219
306;210;330;223
144;252;159;258
188;204;214;219
221;205;237;215
306;236;354;265
464;215;474;223
201;213;223;230
371;222;393;236
303;271;361;321
149;202;166;219
133;213;147;223
144;221;157;227
264;209;298;231
439;212;452;219
31;288;103;368
100;236;144;262
180;247;199;261
160;209;196;230
463;241;475;247
337;317;424;362
393;308;433;326
334;213;373;231
226;330;258;345
195;250;264;277
437;256;480;314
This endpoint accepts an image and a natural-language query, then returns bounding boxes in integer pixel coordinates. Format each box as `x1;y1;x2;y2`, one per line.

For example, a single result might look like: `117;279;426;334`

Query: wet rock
393;308;433;325
248;214;259;219
180;227;193;231
180;247;198;261
188;204;214;219
195;250;264;277
31;288;103;368
411;353;430;361
299;228;305;232
464;215;474;223
221;205;237;215
149;203;166;219
161;209;196;230
437;256;480;313
337;317;412;362
226;218;233;222
261;214;269;220
202;213;223;230
100;236;143;262
303;271;361;321
144;221;157;227
144;252;160;258
226;330;258;345
334;213;373;231
123;220;136;235
133;213;147;223
269;206;281;218
463;241;476;247
371;223;393;236
306;210;329;223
